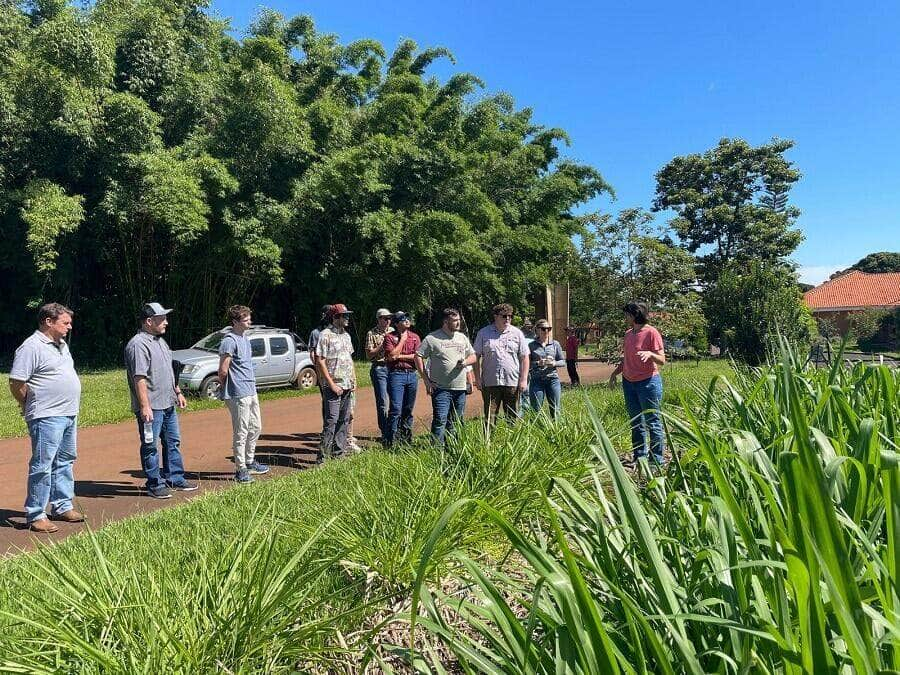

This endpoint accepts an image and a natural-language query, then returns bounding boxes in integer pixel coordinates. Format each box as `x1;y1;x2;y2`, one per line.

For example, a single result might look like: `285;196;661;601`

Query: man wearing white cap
124;302;198;499
364;308;394;444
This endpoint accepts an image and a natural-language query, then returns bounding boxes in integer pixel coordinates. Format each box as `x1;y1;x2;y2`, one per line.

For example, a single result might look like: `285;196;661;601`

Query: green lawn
0;360;731;672
0;361;373;439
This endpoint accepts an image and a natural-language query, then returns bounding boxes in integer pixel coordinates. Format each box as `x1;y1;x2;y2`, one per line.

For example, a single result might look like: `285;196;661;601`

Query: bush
704;261;817;365
854;308;899;351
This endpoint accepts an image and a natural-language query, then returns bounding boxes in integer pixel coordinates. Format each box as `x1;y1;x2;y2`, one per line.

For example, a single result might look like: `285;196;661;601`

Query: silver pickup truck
173;326;318;399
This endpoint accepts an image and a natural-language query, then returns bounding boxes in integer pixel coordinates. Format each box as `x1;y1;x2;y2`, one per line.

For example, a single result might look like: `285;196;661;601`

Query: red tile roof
804;270;900;311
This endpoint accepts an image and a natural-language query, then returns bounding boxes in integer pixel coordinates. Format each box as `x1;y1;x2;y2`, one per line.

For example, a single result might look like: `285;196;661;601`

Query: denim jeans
387;370;418;446
135;407;187;489
431;388;466;446
529;375;562;419
622;374;665;464
369;364;390;442
25;415;77;523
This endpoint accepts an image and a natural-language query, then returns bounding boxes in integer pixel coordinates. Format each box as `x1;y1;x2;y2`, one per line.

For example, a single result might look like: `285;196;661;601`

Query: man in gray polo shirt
125;302;198;499
9;303;84;533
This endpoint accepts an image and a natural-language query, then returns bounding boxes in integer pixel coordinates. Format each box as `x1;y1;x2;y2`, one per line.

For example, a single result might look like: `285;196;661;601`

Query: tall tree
0;1;610;360
652;137;803;283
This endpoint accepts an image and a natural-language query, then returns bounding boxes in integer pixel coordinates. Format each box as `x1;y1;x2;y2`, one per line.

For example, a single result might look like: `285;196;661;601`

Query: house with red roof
803;270;900;334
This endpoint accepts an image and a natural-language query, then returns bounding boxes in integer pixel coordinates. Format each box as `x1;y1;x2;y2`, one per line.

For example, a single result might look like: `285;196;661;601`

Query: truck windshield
194;332;226;352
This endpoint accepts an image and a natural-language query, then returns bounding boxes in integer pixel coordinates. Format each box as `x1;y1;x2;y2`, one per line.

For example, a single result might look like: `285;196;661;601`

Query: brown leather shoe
29;519;59;533
51;509;85;523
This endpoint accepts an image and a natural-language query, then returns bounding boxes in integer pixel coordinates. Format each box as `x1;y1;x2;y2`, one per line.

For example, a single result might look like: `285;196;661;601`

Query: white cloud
798;265;847;286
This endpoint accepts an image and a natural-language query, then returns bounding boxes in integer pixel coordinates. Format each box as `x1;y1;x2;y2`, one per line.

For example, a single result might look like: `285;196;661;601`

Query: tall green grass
402;347;900;673
0;361;728;672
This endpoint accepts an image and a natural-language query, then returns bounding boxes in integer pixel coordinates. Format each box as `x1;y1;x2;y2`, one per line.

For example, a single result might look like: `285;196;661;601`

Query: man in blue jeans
125;302;199;499
9;303;85;533
364;308;393;444
417;309;476;446
383;312;421;445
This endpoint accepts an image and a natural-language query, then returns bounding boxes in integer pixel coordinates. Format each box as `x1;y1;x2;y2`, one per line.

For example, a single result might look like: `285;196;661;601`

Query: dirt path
0;361;613;555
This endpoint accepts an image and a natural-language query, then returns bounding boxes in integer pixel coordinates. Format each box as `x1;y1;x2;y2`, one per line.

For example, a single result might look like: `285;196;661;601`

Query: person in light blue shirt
527;319;566;419
9;303;84;533
218;305;268;483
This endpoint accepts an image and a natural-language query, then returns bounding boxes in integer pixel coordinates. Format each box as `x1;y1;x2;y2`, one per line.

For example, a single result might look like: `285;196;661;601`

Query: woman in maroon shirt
608;302;666;467
383;312;422;446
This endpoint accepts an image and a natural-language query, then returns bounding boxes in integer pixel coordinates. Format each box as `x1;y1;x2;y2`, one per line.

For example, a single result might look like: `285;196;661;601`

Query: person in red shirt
383;312;423;446
564;326;581;386
608;302;666;467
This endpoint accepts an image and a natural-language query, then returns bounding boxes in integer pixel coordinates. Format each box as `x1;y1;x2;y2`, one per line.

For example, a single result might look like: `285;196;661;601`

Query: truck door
266;335;294;384
249;337;269;385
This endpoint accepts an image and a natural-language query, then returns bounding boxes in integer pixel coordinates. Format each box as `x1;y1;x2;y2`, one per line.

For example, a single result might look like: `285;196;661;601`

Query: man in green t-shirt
416;308;476;446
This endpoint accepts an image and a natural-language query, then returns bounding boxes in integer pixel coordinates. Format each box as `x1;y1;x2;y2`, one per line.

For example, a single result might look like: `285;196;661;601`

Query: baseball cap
376;308;392;318
331;303;353;316
393;311;411;323
535;318;551;329
141;302;173;319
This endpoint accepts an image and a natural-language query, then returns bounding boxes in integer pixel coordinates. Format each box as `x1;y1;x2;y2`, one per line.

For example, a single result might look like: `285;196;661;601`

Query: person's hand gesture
637;350;654;363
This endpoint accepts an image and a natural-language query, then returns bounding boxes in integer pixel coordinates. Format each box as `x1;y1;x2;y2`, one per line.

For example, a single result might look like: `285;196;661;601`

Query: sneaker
247;461;269;475
168;480;199;492
348;440;363;453
235;468;254;483
148;486;173;499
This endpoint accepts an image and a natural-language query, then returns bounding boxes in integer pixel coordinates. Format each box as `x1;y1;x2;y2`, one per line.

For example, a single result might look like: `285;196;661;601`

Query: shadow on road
76;480;144;499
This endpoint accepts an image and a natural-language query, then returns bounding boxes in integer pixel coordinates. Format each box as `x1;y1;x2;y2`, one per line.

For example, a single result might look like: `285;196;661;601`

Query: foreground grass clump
0;361;726;672
403;348;900;673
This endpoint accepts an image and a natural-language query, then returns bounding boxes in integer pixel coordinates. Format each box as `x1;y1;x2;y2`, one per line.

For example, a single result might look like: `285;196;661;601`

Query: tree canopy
0;0;610;360
652;138;803;284
830;251;900;279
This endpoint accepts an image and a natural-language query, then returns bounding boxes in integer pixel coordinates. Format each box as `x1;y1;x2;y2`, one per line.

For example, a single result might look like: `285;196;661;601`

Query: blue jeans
135;407;187;489
25;416;77;523
431;388;466;446
622;374;665;464
529;376;562;419
369;364;390;442
387;370;418;446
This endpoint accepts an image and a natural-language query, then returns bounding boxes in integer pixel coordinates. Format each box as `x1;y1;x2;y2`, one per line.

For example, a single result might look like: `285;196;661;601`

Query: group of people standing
8;298;666;533
310;302;589;461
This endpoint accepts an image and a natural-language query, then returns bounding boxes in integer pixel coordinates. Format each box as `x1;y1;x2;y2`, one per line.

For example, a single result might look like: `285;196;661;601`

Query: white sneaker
348;439;363;453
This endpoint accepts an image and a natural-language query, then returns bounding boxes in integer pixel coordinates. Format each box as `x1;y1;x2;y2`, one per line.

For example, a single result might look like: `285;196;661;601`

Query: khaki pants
225;394;262;470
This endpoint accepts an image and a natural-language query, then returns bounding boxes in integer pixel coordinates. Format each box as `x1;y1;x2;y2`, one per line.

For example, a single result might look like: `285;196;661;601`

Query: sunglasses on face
539;327;551;331
336;313;351;319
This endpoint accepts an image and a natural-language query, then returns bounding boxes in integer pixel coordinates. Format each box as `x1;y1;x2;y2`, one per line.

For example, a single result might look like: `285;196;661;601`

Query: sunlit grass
0;360;731;672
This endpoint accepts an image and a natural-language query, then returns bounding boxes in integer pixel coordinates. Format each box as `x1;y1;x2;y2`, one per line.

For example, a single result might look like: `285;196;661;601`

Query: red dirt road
0;361;613;555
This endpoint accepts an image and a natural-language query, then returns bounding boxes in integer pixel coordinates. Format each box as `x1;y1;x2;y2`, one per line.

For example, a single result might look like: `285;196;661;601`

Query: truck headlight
181;364;197;375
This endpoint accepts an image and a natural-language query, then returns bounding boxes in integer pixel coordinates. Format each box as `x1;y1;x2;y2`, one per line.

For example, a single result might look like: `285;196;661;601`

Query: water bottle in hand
142;421;154;444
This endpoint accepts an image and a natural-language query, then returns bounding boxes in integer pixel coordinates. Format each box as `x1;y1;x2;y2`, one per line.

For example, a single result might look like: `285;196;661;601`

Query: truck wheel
200;375;221;400
294;367;317;389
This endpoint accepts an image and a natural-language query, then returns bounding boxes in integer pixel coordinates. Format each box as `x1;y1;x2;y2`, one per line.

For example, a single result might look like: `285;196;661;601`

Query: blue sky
214;0;900;285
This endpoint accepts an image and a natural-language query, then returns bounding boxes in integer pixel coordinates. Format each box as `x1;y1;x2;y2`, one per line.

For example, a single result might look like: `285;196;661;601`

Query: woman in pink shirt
608;302;666;467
